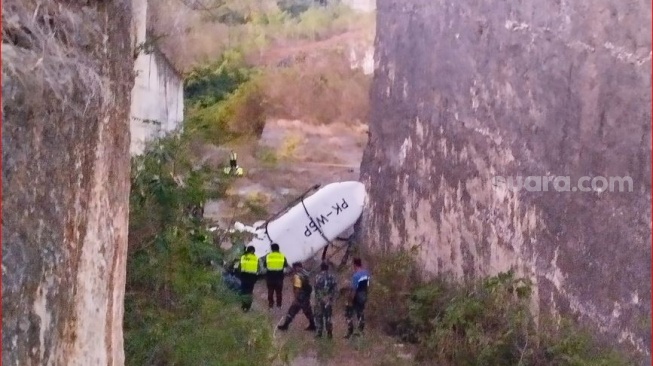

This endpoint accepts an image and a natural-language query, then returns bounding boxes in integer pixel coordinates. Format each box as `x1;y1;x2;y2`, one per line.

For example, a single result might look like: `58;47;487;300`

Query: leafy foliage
365;249;635;366
124;133;275;365
276;0;313;17
184;50;266;144
184;49;253;108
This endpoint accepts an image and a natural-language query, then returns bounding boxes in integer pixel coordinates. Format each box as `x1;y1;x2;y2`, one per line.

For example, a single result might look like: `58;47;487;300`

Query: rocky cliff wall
361;0;651;359
2;0;134;364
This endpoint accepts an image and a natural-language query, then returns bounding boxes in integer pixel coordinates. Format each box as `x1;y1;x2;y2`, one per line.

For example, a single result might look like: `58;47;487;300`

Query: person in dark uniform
314;262;337;339
277;262;316;331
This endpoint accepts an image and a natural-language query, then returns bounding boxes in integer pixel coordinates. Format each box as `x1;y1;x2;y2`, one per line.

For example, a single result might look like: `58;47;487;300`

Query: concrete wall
129;0;184;155
342;0;376;13
2;0;134;364
349;46;374;75
345;0;375;76
361;0;651;360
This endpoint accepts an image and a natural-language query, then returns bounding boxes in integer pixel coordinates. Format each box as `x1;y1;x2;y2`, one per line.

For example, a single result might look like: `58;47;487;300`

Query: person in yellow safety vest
263;243;290;309
223;150;244;176
238;246;259;312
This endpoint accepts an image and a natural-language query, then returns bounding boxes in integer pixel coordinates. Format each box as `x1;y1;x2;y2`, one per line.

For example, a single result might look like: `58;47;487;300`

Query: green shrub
125;134;276;366
256;145;279;167
364;247;424;336
273;2;355;40
365;249;635;366
184;49;253;108
185;78;266;144
294;5;343;39
244;192;270;218
183;49;266;144
222;78;267;137
414;272;535;365
276;0;313;17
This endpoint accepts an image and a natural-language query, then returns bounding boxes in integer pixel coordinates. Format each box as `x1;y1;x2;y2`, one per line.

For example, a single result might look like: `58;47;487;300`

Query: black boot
344;321;355;338
305;323;317;331
277;317;290;331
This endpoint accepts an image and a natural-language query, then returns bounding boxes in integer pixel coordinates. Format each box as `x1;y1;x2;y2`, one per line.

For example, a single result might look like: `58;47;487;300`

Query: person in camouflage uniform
313;262;337;339
277;262;316;331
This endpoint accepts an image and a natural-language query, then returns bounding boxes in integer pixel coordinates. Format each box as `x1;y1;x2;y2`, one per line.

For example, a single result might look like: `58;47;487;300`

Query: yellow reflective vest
266;252;286;271
240;253;259;274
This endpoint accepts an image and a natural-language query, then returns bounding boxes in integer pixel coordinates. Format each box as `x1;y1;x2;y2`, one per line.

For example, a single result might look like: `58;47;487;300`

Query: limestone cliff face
2;1;134;365
361;0;651;358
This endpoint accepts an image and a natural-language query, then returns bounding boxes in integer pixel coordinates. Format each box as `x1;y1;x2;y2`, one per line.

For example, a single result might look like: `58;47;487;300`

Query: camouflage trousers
313;300;333;336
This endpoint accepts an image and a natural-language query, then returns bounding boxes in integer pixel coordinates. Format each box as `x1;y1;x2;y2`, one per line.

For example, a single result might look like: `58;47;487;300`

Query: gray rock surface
2;0;134;364
361;0;651;360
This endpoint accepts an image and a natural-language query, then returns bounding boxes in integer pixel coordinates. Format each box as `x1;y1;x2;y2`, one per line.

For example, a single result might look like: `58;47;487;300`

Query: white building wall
129;0;184;156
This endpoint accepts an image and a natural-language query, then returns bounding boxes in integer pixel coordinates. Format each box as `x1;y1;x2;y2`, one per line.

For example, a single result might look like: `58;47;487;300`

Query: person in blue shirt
345;257;370;338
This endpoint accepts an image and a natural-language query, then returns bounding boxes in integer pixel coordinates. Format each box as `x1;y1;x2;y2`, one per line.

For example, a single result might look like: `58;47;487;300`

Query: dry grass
277;133;302;160
261;49;371;125
2;0;110;115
